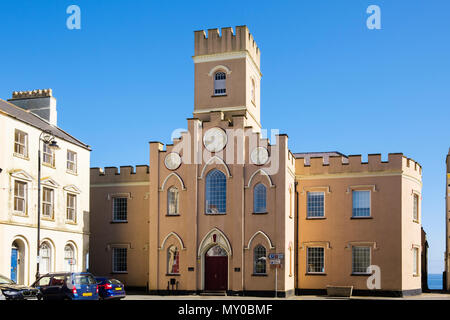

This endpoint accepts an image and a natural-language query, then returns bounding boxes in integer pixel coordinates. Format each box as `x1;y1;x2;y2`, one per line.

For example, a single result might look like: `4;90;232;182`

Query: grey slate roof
293;151;348;165
0;98;90;150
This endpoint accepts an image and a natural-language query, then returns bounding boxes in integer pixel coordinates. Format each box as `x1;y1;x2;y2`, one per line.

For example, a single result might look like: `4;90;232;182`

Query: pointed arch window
167;246;180;275
254;245;267;274
167;187;179;215
254;183;267;213
205;169;226;214
214;72;226;96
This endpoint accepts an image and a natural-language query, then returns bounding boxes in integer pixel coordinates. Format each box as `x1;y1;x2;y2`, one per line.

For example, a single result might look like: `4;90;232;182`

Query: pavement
122;292;450;300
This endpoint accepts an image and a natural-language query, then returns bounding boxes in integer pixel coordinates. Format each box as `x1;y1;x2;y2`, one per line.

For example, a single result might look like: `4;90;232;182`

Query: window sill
111;271;128;274
211;94;227;97
306;217;326;220
205;213;226;215
412;219;420;224
166;274;180;277
66;170;78;176
65;220;77;225
13;153;29;161
166;214;181;217
41;217;55;222
350;216;373;220
13;212;28;217
351;273;371;276
252;274;268;277
305;273;327;276
110;220;128;224
253;212;268;215
413;274;420;277
42;163;56;169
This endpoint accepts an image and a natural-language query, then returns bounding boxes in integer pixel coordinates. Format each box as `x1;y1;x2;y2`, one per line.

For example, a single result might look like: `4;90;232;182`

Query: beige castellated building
89;26;424;297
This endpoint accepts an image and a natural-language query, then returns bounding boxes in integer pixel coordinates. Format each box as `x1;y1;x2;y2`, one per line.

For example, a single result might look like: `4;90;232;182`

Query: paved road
123;293;450;300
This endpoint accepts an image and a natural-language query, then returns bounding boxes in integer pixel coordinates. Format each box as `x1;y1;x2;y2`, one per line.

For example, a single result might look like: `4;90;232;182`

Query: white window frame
14;129;28;158
307;191;325;218
64;244;76;272
43;143;55;167
66;193;77;222
67;150;77;174
13;180;27;215
42;187;54;219
352;190;371;218
214;71;226;96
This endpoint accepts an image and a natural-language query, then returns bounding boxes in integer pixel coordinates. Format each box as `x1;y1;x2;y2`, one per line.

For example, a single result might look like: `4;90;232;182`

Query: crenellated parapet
11;89;53;99
295;153;422;179
194;25;260;68
90;165;149;184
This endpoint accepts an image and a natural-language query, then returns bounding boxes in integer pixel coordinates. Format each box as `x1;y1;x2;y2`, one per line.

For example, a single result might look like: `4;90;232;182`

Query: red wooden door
205;256;228;291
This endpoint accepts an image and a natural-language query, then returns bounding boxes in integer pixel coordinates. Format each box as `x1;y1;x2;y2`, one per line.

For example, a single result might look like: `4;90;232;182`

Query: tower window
214;72;226;96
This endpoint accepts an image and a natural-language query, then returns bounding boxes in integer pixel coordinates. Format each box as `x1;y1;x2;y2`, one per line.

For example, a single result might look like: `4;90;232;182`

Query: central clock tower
193;26;262;130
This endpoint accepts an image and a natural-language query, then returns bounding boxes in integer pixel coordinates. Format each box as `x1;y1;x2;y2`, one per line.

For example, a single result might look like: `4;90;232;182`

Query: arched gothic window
167;187;179;215
254;245;267;274
254;183;267;213
205;169;226;214
167;246;180;274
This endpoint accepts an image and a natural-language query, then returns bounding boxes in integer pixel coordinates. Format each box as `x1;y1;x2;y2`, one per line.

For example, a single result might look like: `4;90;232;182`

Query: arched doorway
11;239;26;284
204;245;228;291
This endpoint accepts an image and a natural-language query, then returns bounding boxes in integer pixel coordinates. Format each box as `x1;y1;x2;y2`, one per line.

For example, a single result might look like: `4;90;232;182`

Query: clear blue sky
0;0;448;274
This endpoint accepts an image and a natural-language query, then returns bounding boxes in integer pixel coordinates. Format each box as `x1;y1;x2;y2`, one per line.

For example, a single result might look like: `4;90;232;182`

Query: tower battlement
295;153;422;179
90;165;149;183
194;25;260;68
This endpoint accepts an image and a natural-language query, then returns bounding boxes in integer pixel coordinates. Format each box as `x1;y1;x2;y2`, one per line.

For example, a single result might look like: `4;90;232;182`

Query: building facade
295;152;423;296
89;26;424;297
445;149;450;290
0;90;91;285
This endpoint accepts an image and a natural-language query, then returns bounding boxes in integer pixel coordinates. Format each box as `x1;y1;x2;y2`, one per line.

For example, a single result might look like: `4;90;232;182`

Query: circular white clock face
203;127;227;152
251;147;269;165
164;152;182;170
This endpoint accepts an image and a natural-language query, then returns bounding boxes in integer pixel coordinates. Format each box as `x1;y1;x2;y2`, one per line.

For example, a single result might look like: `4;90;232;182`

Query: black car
32;272;99;300
0;274;39;300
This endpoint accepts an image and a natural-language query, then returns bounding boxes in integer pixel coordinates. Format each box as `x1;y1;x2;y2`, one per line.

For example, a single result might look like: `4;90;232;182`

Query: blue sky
0;0;448;274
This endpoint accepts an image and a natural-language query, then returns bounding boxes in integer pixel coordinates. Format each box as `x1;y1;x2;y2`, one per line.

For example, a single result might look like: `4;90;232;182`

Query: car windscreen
73;275;97;285
0;275;14;285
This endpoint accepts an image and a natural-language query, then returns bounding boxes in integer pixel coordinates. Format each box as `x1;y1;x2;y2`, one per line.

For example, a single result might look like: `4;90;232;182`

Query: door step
200;291;227;296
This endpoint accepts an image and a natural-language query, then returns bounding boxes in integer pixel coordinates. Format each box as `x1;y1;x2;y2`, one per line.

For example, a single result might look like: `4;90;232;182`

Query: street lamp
35;130;60;280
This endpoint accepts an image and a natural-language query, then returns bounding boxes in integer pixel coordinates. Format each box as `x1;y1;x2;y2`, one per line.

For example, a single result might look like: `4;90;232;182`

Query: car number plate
115;287;122;291
82;292;92;296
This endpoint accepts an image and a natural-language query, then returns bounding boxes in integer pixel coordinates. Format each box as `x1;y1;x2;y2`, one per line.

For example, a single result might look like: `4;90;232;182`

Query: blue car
32;272;99;300
95;277;126;300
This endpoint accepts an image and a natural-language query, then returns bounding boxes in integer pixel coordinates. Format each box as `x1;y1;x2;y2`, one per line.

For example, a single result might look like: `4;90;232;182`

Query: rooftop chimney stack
8;89;57;126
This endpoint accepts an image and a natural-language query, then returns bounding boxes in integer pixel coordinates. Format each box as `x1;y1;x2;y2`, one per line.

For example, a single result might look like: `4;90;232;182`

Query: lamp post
35;130;59;280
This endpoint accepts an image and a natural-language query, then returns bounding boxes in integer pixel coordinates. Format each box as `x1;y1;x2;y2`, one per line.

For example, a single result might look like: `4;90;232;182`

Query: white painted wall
0;112;90;285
